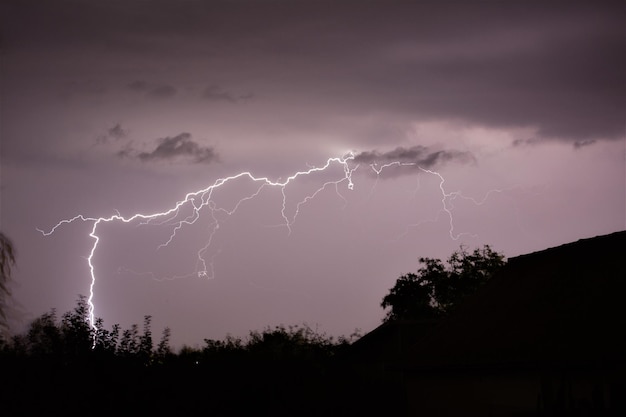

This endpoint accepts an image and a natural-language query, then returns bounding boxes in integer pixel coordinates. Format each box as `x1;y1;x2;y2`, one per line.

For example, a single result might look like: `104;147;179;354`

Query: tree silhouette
381;245;505;321
60;295;93;359
26;309;62;358
0;232;16;338
138;315;153;364
155;326;172;359
0;295;363;416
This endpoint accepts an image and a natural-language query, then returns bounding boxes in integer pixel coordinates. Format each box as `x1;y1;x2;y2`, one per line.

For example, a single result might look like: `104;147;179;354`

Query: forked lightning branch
39;152;495;330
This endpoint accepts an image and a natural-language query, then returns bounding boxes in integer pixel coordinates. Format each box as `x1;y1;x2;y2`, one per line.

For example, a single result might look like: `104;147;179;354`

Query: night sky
1;1;624;348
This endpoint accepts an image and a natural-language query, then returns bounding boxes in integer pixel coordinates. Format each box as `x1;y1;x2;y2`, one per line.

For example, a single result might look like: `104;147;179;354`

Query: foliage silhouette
0;296;364;416
155;326;172;359
0;245;504;416
60;295;93;359
0;232;16;338
381;245;506;321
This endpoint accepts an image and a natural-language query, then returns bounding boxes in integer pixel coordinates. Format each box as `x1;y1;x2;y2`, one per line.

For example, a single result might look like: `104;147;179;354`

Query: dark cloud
339;2;624;142
512;138;543;148
119;133;218;164
573;139;596;150
513;137;598;150
354;145;475;176
96;123;129;144
4;1;624;142
108;124;127;140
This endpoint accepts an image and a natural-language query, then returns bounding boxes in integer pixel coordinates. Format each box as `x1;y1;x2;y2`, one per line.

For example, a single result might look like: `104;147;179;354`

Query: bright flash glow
38;152;498;333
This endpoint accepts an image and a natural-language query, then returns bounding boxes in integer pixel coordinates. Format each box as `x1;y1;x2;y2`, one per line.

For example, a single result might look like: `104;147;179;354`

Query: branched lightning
38;151;501;333
365;161;504;240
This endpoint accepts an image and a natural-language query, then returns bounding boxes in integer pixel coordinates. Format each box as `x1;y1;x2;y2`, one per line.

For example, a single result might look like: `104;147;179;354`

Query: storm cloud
354;146;475;175
3;1;623;143
5;0;626;144
119;133;218;164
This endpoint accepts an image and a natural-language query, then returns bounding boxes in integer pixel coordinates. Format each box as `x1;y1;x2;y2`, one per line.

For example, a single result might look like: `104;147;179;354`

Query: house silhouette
348;231;626;416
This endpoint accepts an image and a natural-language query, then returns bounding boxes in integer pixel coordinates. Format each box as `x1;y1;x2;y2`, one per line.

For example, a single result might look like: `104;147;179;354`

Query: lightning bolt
38;151;500;334
365;161;505;240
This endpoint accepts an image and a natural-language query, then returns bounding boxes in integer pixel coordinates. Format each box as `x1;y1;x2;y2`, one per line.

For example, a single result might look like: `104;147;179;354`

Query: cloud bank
354;145;475;176
118;133;218;165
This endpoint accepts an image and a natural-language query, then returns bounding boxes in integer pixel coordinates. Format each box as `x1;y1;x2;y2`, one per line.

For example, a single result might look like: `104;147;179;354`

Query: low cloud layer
118;133;218;165
354;145;475;176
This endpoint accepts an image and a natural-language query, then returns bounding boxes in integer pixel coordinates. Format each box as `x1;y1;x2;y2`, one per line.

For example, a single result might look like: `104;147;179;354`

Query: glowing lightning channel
38;151;495;334
38;153;359;330
366;161;504;240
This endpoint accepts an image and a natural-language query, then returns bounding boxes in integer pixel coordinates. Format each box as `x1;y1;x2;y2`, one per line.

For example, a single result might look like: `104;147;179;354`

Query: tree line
0;231;505;416
0;294;361;416
1;232;505;359
1;293;358;364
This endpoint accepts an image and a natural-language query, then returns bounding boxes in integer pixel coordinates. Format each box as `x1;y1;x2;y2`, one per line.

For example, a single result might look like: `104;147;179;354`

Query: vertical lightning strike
86;220;101;327
39;151;499;334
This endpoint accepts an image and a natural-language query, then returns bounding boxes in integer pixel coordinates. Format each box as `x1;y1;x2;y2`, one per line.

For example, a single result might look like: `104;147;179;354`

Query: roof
404;231;626;371
347;319;439;363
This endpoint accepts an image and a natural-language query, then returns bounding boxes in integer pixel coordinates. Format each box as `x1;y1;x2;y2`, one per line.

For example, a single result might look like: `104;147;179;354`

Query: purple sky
1;1;624;348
